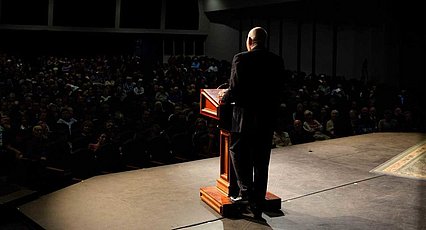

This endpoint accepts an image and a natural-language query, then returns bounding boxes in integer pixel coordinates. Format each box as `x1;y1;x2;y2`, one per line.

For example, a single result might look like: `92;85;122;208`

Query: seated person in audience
1;113;22;182
273;127;292;147
378;110;398;132
303;110;330;141
191;118;209;158
168;86;183;106
152;101;169;129
56;106;78;139
327;109;352;138
369;106;378;131
207;120;220;155
25;125;49;161
393;107;405;127
399;110;417;132
326;110;339;138
292;103;305;122
72;120;96;151
289;119;314;145
15;115;33;149
349;109;361;135
319;106;330;128
88;133;110;153
133;78;145;96
0;114;22;159
357;107;375;133
155;86;170;103
104;120;121;145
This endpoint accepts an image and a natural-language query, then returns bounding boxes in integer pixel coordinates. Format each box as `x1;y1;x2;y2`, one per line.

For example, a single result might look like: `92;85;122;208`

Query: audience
0;52;424;191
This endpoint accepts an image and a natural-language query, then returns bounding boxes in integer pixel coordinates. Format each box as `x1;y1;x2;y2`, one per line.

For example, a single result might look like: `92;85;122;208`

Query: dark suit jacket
222;47;285;133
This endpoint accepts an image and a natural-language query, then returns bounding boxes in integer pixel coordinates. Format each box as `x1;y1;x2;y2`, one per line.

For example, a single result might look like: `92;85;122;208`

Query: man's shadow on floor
264;209;285;218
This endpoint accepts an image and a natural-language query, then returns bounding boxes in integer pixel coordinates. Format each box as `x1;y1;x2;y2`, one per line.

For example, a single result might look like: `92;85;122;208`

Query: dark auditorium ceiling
204;0;396;28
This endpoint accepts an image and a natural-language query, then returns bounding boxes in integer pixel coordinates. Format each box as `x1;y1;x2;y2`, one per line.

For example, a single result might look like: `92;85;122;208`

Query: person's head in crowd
360;107;369;118
19;115;30;130
38;111;48;123
296;103;304;113
320;106;329;120
171;86;179;94
349;109;358;121
195;118;207;131
0;114;11;129
102;85;112;96
100;103;111;115
312;91;320;101
67;106;74;117
403;110;414;128
394;107;403;117
30;102;41;114
142;110;151;123
32;125;43;135
55;98;64;108
38;121;50;137
153;83;159;93
383;109;393;121
81;120;94;136
296;89;304;99
154;101;164;112
158;85;165;93
136;78;143;86
186;84;196;93
330;110;339;121
60;107;72;122
304;110;314;121
113;111;125;127
105;120;115;132
294;119;303;131
351;100;358;110
369;107;377;118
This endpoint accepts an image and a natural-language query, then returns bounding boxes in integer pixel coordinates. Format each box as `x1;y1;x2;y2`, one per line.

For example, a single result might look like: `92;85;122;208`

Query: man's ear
248;37;253;45
246;37;253;51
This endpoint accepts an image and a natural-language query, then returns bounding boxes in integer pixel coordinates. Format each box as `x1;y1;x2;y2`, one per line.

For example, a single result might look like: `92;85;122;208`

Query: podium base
200;186;282;217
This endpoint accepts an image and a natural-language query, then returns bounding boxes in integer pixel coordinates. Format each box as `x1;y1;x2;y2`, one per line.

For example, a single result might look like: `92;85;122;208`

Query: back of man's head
248;27;267;48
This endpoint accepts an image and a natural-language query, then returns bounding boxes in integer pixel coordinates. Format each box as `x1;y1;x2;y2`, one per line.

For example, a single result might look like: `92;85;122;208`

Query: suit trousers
229;127;273;209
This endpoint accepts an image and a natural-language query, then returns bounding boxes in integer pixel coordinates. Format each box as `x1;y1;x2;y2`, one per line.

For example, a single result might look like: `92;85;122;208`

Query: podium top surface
200;89;223;120
201;89;222;105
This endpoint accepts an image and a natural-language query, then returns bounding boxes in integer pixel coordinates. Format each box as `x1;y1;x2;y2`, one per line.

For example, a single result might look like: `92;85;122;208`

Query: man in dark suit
220;27;285;219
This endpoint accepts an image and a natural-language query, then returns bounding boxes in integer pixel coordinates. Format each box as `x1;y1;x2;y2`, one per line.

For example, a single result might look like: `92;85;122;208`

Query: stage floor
18;132;426;230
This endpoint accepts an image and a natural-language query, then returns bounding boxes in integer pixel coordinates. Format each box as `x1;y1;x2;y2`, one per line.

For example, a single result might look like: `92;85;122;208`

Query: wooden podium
199;89;281;217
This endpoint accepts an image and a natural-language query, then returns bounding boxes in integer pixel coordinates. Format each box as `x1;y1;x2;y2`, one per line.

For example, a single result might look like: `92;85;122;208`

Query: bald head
246;27;268;51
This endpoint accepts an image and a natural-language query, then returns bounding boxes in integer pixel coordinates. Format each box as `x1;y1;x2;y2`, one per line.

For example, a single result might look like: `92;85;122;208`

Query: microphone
216;82;229;89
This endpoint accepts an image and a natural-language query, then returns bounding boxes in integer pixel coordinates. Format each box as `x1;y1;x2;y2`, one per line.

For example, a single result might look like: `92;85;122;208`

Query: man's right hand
218;89;228;104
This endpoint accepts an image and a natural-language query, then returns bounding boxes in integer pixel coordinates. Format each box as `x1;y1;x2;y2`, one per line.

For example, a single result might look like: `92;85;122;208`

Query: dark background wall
0;0;424;92
204;0;425;91
0;0;205;64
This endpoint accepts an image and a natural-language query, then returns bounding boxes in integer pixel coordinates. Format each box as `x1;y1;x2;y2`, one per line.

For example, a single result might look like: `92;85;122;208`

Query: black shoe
252;215;267;224
253;211;264;221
